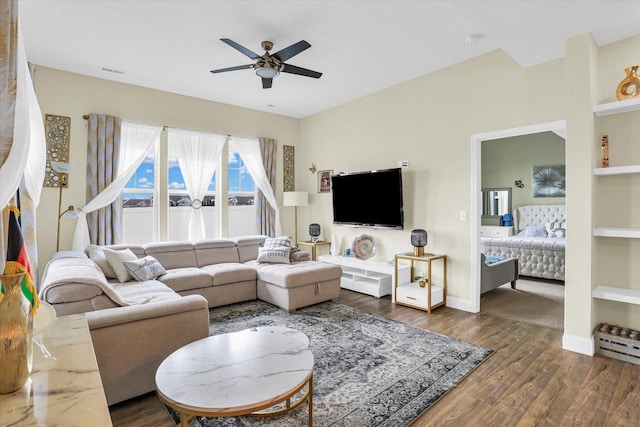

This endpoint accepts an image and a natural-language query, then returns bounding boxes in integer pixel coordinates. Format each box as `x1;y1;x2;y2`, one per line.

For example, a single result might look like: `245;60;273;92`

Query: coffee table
155;326;314;426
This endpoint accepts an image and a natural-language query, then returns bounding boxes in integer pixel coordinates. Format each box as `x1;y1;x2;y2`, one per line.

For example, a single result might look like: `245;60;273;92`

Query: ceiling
19;1;640;119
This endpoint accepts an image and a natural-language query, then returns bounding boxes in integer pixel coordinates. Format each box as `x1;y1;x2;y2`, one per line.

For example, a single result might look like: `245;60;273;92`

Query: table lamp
411;229;428;256
309;223;321;243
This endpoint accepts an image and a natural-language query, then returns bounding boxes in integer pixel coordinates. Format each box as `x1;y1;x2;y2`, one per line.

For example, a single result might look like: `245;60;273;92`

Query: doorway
469;120;566;325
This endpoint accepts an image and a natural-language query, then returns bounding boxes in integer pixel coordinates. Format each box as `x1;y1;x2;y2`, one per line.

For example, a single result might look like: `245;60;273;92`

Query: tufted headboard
512;204;566;234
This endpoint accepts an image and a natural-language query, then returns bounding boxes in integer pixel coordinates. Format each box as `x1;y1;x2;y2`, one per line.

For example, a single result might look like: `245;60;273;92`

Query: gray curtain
254;137;277;236
86;113;122;245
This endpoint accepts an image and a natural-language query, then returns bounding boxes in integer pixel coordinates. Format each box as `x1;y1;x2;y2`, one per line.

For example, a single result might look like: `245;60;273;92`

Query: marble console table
0;314;111;426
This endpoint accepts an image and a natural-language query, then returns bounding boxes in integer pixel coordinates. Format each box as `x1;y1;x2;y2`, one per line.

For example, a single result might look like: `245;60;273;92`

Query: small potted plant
414;272;429;288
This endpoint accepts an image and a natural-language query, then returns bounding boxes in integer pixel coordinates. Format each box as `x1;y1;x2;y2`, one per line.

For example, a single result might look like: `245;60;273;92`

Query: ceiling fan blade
220;38;260;60
262;78;273;89
210;64;254;73
281;63;322;79
272;40;311;62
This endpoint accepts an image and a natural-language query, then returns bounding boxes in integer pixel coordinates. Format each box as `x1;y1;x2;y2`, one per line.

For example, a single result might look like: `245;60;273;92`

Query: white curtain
230;136;282;236
168;128;225;240
0;20;46;272
73;122;161;250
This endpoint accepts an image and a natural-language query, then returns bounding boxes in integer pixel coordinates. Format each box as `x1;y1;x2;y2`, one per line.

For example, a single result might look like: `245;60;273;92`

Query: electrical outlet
398;160;409;168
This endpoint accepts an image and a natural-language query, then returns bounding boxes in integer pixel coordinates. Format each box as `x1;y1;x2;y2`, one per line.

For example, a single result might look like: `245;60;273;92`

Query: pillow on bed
546;219;566;233
548;227;566;238
522;225;547;238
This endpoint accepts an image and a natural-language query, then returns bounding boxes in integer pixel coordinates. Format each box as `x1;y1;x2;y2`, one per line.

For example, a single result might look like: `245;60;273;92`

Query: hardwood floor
109;290;640;426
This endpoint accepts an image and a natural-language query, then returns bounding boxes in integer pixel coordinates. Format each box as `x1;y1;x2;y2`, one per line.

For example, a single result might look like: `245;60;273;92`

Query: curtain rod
82;115;232;136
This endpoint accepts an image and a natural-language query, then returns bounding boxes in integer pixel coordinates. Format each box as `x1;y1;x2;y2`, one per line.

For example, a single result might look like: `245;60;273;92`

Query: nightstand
480;226;514;238
393;252;447;313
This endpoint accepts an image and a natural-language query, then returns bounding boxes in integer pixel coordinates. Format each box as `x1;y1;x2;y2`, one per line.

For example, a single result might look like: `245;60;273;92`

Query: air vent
100;67;125;74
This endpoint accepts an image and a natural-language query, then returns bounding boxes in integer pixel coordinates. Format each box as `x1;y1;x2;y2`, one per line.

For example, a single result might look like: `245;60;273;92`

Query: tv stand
318;255;411;298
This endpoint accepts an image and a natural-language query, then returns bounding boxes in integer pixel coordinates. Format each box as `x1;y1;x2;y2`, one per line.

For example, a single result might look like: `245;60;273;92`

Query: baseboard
562;332;595;355
446;296;476;313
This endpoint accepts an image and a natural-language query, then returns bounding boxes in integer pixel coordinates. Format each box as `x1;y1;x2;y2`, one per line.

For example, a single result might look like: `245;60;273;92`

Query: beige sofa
39;235;342;405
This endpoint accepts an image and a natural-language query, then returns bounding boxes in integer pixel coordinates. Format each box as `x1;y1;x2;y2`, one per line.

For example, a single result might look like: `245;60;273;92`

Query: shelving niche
592;98;640;313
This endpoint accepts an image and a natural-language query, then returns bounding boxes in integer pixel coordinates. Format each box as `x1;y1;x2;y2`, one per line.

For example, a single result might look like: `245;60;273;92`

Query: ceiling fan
211;38;322;89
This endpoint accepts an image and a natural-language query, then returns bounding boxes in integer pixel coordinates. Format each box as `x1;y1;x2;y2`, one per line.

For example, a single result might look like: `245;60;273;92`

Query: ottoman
249;260;342;311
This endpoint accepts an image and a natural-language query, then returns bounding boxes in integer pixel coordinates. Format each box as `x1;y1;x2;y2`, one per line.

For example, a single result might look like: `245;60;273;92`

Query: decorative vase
330;235;340;256
419;280;426;288
616;65;640;100
0;272;33;394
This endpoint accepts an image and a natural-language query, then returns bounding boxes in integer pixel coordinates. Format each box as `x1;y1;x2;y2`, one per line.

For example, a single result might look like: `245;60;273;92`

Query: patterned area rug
166;300;492;426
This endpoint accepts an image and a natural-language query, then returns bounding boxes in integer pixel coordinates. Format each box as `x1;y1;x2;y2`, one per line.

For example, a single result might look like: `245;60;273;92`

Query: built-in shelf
593;165;640;176
593;228;640;238
593;285;640;305
593;98;640;116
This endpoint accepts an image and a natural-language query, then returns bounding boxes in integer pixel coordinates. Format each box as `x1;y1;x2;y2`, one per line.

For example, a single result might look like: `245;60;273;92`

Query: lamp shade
411;229;428;256
283;191;308;207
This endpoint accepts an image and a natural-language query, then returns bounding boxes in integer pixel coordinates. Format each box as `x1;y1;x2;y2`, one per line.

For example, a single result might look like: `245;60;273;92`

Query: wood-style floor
109;290;640;426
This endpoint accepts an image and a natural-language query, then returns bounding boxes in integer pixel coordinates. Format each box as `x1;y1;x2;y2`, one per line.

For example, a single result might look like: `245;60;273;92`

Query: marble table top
155;326;313;415
0;313;111;426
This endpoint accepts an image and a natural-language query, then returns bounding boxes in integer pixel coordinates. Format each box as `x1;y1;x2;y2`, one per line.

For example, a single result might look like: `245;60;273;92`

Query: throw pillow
257;246;291;264
523;225;547;238
545;219;566;233
86;245;117;279
123;256;167;281
103;248;139;283
483;254;504;265
548;227;566;238
263;236;293;249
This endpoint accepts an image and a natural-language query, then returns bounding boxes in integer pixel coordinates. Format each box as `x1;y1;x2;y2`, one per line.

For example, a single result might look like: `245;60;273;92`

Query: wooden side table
394;252;447;313
297;241;331;261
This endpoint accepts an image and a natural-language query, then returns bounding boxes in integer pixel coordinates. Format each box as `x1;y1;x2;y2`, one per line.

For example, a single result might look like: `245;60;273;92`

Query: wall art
283;145;295;192
43;114;71;188
532;165;565;198
318;169;333;193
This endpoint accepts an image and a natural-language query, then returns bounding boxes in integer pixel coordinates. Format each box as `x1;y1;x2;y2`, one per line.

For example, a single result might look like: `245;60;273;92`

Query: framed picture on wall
532;165;565;197
318;170;333;193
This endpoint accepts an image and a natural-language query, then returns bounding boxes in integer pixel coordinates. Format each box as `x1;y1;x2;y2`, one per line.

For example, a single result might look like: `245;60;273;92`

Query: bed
481;204;565;281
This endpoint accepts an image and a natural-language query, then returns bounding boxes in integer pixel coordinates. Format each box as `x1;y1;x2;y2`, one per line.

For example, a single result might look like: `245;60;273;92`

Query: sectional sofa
39;235;342;405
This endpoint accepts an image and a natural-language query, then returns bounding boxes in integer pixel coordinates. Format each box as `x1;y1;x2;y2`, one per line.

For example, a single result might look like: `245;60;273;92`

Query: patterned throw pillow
483;254;504;265
257;246;291;264
123;256;167;281
103;248;139;283
263;236;293;249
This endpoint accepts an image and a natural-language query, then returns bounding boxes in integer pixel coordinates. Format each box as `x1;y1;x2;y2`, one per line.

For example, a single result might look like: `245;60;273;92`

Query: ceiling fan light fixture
255;66;279;78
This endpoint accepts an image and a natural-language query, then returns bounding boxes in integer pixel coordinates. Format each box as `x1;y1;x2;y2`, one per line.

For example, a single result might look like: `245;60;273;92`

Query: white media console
318;255;411;298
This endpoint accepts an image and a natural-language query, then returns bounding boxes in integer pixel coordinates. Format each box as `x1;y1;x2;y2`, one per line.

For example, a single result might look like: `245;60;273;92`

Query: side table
394;252;447;313
297;241;331;261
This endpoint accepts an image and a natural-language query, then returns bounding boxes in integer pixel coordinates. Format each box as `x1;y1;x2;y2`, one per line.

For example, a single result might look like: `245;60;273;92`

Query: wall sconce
514;179;524;188
309;163;317;174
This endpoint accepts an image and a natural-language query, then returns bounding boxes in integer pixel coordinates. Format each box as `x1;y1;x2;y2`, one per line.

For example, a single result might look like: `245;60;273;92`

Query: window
122;151;157;243
122;132;258;242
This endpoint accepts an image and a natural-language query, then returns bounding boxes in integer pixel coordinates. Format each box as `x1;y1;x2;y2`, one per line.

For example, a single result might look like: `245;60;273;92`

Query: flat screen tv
331;168;404;229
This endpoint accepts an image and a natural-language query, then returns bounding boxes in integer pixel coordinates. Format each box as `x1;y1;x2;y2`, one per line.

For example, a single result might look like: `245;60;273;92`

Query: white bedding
481;204;566;281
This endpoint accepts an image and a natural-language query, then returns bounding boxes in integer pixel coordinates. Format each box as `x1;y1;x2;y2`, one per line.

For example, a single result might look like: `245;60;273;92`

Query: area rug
166;300;492;427
481;278;564;330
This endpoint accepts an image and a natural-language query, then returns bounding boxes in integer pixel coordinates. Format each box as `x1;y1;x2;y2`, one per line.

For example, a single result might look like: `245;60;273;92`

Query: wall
299;49;565;309
33;67;299;274
481;131;566;225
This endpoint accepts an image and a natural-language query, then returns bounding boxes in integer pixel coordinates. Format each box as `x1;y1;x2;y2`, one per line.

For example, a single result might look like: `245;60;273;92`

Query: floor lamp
283;191;308;244
51;161;76;251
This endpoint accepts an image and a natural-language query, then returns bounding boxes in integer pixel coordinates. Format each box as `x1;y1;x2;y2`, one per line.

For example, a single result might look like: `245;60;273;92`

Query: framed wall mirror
481;187;512;217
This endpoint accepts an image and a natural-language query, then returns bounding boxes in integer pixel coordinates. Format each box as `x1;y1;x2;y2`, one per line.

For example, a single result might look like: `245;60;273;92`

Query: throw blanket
40;253;151;306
